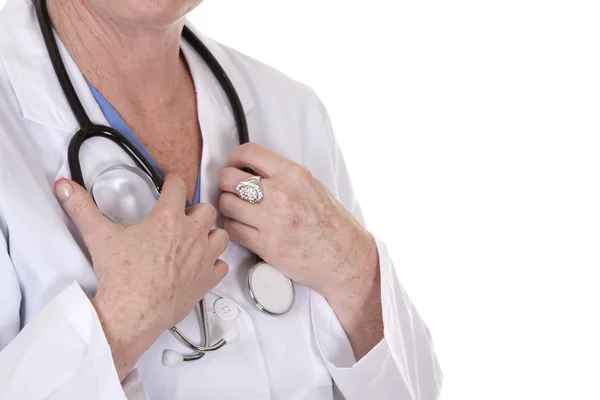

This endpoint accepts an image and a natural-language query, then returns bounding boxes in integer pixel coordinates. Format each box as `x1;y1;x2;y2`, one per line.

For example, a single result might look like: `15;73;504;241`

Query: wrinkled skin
219;143;379;309
55;174;228;380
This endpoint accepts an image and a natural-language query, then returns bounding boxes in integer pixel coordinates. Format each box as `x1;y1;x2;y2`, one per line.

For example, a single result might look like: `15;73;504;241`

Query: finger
219;192;260;227
54;178;115;242
207;228;229;259
219;167;254;193
228;143;289;178
157;173;187;210
213;259;229;282
186;203;217;230
224;218;261;254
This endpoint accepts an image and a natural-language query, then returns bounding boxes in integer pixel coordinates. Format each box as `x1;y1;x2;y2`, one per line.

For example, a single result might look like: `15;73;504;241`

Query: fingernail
54;178;73;201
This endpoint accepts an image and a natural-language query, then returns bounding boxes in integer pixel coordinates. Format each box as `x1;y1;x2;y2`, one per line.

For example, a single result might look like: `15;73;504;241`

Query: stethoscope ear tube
181;26;249;146
67;126;164;192
37;0;295;363
34;0;162;193
35;0;92;129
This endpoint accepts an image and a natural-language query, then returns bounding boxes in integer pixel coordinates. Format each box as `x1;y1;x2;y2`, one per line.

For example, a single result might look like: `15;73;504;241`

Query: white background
188;1;600;399
2;0;598;399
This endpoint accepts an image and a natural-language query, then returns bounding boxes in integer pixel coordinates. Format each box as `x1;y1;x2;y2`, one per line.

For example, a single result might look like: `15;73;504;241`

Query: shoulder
200;35;325;121
0;54;41;186
200;37;348;193
221;42;314;97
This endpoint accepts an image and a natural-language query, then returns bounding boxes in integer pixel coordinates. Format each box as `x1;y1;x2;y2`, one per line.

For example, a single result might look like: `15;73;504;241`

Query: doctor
0;0;442;399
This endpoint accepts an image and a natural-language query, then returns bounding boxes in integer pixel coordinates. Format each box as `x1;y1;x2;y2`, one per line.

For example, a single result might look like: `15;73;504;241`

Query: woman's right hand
54;174;229;380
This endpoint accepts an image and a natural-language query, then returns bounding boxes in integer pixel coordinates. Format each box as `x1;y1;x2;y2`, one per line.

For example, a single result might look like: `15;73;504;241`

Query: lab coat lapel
0;1;256;201
0;0;102;133
183;23;255;117
0;3;255;139
0;0;135;185
180;39;258;304
0;0;256;302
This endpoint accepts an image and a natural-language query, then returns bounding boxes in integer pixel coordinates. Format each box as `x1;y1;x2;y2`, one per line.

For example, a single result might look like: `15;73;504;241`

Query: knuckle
221;228;230;241
240;142;258;154
291;164;313;181
70;196;92;220
215;260;229;280
218;193;230;211
274;187;294;205
157;207;180;227
218;168;229;189
167;173;186;192
223;219;240;238
223;218;234;234
200;203;218;223
169;172;185;184
216;229;230;247
234;142;257;162
221;261;230;274
210;227;228;241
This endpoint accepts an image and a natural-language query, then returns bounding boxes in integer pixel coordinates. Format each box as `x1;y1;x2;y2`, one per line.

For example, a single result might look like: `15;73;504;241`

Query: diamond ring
235;176;264;204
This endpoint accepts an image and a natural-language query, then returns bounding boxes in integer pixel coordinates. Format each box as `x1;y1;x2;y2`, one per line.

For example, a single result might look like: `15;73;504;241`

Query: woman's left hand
219;143;379;304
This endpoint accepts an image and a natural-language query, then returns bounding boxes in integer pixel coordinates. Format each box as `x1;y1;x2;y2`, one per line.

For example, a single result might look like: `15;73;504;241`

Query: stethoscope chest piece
90;164;160;226
35;0;295;361
248;262;295;315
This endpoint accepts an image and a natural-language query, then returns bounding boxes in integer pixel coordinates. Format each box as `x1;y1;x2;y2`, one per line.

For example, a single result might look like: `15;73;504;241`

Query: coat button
213;298;239;321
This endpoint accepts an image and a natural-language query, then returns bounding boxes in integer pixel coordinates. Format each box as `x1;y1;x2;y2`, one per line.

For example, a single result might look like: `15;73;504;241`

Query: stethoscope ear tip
162;350;184;367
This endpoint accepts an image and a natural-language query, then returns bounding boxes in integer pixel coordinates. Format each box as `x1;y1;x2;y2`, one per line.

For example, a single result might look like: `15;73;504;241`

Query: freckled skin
105;59;202;202
49;0;205;202
60;175;229;381
219;143;383;360
50;0;383;373
47;0;234;383
134;104;202;202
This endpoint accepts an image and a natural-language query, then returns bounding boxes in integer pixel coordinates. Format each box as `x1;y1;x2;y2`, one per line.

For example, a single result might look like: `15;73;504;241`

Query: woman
0;0;442;398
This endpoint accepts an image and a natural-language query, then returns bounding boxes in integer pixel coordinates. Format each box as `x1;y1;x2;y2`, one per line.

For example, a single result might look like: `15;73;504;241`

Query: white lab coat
0;0;442;399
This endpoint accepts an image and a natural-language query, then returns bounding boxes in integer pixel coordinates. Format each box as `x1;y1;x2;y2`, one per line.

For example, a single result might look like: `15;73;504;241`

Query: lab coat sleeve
0;217;145;400
309;93;444;400
122;368;150;400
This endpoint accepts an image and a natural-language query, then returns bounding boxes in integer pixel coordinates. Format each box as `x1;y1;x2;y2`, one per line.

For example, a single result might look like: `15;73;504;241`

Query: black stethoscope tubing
34;1;296;359
35;0;250;192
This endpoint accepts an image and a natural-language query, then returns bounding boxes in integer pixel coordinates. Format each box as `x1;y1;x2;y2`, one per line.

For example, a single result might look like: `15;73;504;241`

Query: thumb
54;178;114;242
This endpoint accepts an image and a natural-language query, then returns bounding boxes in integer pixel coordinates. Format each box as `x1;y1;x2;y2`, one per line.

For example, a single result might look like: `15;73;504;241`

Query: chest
108;95;203;201
135;122;203;202
0;71;341;397
2;116;335;399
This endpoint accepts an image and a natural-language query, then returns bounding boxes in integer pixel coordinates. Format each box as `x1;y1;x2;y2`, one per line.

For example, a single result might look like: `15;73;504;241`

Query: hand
218;143;379;304
54;174;229;380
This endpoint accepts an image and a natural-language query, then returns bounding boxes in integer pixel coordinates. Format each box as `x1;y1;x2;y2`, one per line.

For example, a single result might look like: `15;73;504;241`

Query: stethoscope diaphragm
248;261;295;315
36;0;296;363
90;164;159;226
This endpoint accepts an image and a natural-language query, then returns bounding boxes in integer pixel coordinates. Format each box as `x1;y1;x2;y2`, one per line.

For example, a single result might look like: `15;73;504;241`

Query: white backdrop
2;0;599;399
187;1;600;399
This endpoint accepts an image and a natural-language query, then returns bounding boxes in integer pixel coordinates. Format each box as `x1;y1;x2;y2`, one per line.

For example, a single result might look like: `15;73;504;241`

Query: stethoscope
35;0;296;365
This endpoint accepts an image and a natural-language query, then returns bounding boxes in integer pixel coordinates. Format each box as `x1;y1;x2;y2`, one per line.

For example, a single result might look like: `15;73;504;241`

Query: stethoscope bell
248;262;295;316
90;164;160;226
35;0;295;364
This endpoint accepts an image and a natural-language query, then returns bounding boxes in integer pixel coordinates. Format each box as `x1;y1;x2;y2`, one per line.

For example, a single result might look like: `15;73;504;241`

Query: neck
47;0;188;108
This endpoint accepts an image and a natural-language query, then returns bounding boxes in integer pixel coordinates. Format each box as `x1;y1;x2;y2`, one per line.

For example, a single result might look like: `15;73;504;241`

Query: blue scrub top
88;83;202;206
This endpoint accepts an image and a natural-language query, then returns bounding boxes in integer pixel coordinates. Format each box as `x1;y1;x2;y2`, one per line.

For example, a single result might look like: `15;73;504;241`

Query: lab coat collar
0;0;255;133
